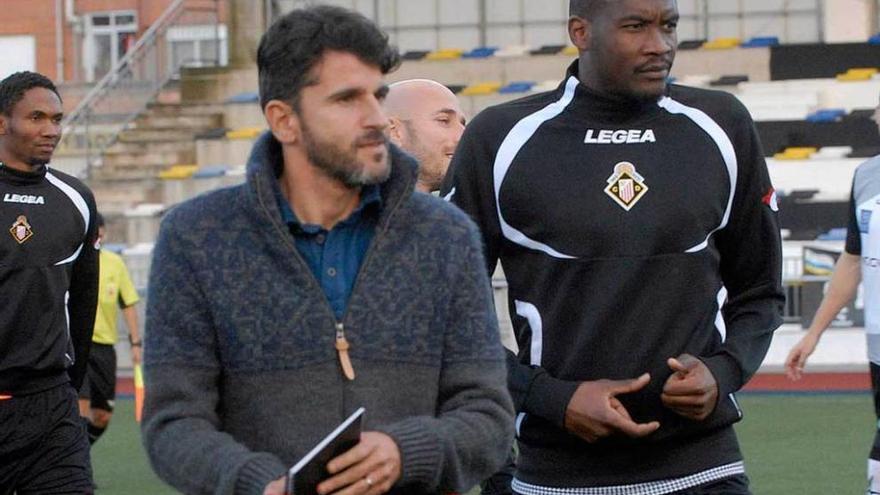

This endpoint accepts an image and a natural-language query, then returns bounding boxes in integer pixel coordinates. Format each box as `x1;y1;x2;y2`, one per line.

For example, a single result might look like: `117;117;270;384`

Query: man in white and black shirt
0;71;99;494
442;0;784;493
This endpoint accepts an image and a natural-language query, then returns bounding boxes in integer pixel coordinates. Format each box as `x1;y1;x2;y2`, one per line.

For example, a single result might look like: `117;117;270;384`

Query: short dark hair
257;5;400;110
569;0;610;18
0;71;62;116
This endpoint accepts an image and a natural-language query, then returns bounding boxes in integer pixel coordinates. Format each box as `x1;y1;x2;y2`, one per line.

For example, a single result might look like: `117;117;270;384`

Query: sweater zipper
335;322;355;380
254;165;414;382
333;175;412;381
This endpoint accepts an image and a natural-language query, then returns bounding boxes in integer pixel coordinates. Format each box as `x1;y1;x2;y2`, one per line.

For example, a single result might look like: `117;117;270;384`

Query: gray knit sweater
141;133;514;495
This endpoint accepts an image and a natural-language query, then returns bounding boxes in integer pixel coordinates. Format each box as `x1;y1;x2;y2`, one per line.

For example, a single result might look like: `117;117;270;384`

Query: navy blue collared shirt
273;181;382;320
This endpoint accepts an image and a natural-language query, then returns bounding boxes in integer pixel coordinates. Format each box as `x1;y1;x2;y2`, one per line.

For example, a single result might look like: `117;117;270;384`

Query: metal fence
59;0;224;178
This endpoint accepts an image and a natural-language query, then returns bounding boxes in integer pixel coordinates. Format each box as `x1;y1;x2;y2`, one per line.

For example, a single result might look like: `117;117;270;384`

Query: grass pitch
92;393;874;494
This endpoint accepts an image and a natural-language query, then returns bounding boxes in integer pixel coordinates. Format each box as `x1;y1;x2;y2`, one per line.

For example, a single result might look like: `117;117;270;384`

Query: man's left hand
661;354;718;421
317;431;401;495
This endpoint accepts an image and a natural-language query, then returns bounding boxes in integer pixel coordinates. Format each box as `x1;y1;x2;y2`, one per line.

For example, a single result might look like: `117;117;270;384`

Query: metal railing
59;0;223;178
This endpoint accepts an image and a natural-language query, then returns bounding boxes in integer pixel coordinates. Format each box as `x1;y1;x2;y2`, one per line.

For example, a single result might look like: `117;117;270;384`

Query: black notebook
285;407;365;495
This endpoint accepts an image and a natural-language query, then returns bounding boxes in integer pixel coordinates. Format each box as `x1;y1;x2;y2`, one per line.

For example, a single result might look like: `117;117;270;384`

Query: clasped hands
563;353;718;443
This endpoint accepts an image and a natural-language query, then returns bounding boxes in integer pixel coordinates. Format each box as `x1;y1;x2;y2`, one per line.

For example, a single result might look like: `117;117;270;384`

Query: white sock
868;459;880;494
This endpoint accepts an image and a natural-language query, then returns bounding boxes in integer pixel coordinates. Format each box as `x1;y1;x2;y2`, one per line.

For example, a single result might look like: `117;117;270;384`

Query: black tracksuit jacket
0;164;99;395
442;62;785;488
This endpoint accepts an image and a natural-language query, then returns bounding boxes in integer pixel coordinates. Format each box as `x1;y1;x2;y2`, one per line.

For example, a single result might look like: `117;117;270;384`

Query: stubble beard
301;121;390;188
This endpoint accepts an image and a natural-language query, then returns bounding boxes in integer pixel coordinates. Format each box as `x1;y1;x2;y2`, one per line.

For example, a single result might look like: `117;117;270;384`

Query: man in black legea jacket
441;0;784;494
0;72;99;494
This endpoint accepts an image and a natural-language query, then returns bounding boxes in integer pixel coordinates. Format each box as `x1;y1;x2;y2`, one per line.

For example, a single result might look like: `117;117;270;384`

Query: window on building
166;24;228;72
84;11;138;82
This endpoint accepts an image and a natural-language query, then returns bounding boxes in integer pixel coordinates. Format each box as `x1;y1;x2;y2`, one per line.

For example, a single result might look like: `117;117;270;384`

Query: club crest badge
604;161;648;211
9;215;33;244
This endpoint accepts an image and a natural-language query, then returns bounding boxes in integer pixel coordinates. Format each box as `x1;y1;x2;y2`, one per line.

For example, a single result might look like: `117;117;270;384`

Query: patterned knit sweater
141;133;514;495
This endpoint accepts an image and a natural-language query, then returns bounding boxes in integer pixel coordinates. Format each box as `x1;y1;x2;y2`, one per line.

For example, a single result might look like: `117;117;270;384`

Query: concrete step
197;137;255;167
223;103;265;130
91;163;171;181
102;148;196;170
106;139;195;155
133;113;223;130
145;101;224;117
117;127;202;143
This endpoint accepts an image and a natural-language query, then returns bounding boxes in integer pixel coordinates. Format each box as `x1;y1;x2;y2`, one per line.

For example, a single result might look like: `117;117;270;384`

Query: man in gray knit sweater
141;5;514;495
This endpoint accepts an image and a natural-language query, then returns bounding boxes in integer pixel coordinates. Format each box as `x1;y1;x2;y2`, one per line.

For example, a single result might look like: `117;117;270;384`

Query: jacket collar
245;131;417;231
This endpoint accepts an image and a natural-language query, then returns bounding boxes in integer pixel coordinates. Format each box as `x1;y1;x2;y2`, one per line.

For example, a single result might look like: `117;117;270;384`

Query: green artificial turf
91;394;875;494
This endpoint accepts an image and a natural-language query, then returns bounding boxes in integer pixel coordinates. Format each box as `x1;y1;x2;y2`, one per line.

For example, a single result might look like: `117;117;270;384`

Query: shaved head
384;79;457;119
383;79;466;193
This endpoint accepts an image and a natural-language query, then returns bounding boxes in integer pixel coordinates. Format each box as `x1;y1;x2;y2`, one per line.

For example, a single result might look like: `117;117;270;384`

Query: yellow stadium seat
159;164;199;180
773;147;817;160
562;45;578;56
460;82;502;96
225;127;263;140
426;49;464;61
836;67;878;81
702;38;741;50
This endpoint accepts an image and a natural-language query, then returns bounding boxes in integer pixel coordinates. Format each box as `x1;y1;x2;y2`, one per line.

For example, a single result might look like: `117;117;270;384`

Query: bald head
384;80;460;120
384;79;466;193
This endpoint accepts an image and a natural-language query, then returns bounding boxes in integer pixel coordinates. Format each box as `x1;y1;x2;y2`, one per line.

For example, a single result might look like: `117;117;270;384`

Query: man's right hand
563;373;660;443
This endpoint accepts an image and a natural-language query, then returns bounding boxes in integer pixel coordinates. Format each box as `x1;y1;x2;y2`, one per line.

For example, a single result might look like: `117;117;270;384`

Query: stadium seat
533;80;559;92
702;37;741;50
869;33;880;45
461;82;502;96
226;127;263;140
849;146;880;158
774;147;817;160
426;49;464;61
710;75;749;86
463;47;498;58
193;165;230;178
196;128;229;140
530;45;565;56
813;146;853;159
562;46;578;56
401;50;430;61
817;228;847;241
678;39;706;50
494;45;530;57
740;36;780;48
158;164;199;180
225;92;260;104
446;84;466;94
806;108;846;123
836;68;878;81
499;81;536;94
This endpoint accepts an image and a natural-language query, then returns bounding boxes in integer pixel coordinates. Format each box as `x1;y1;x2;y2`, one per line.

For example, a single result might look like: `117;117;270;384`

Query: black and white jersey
443;61;784;492
0;164;99;395
847;155;880;365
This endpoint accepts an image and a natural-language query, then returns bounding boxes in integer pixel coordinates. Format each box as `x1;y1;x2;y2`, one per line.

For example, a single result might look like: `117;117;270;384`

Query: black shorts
78;343;117;412
0;384;93;494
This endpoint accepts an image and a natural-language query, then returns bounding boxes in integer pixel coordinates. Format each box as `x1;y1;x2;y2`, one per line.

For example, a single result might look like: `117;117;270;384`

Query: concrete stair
92;102;224;180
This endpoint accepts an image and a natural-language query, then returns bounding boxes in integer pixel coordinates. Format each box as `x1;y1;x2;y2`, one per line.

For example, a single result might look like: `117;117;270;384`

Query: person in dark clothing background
0;71;100;494
442;0;785;493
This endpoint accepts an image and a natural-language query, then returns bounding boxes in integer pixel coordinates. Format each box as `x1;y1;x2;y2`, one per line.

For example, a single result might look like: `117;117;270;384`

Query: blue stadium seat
817;228;847;241
193;165;231;178
462;47;498;58
806;109;846;123
225;92;260;104
499;81;536;94
869;33;880;45
741;36;780;48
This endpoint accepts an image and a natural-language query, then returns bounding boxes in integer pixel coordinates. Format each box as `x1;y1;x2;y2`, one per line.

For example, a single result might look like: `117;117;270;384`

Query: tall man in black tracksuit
442;0;784;493
0;72;100;493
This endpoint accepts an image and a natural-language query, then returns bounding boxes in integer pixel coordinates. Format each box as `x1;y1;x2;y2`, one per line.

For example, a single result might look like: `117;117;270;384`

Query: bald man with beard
384;79;466;193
